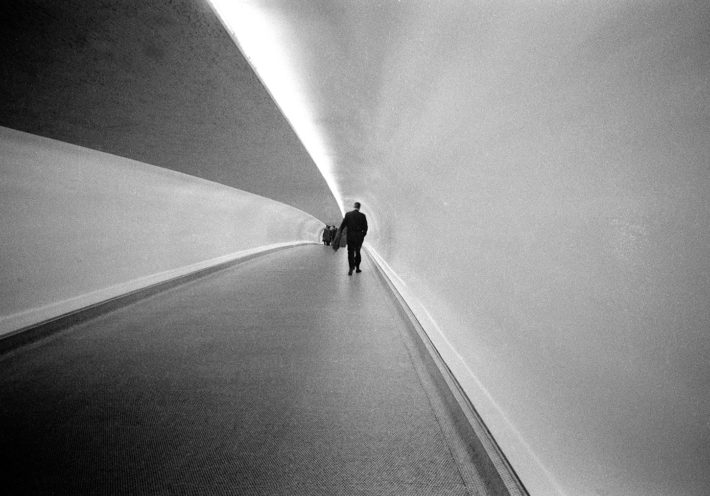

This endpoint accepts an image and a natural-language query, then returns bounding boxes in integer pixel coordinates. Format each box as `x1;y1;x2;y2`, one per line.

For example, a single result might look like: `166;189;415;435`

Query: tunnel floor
0;245;477;495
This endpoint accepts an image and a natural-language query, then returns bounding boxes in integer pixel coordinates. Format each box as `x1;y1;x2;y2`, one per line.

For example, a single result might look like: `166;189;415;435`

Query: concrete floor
0;246;482;495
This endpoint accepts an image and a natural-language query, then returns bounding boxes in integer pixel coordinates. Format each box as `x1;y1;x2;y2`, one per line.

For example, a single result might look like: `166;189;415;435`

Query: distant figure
339;202;368;276
322;225;332;245
329;225;337;243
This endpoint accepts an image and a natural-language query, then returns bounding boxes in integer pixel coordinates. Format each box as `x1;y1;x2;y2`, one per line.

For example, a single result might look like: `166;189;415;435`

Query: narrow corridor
1;246;478;495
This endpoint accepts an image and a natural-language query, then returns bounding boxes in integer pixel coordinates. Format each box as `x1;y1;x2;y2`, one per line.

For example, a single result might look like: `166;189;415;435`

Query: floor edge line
364;247;529;496
0;242;313;355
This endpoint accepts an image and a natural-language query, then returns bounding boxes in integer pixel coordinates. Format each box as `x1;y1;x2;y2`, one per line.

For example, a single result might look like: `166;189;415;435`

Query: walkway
1;245;481;495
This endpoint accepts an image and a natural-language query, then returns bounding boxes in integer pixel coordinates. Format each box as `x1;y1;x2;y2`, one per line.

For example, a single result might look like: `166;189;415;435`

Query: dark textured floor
0;246;473;495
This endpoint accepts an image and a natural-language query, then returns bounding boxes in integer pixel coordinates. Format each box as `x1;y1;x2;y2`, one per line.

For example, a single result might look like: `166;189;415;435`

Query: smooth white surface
0;241;312;336
215;2;710;495
0;126;322;336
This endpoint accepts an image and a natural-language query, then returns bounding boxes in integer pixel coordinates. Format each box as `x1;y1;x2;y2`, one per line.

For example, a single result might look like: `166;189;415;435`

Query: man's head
353;202;361;210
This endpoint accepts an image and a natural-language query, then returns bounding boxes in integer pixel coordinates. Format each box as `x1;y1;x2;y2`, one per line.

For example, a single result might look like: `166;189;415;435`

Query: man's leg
354;239;363;272
346;245;355;275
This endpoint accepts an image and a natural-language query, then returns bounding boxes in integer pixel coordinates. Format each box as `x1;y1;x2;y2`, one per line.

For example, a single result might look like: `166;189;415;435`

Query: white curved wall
366;14;710;496
218;2;710;495
360;7;710;495
0;126;322;336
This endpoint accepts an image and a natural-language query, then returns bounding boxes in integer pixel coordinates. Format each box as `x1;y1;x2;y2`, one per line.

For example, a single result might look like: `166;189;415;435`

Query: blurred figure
322;224;332;245
331;224;346;252
338;202;368;276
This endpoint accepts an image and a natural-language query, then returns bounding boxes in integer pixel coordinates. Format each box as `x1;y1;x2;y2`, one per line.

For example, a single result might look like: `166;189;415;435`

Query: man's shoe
355;268;362;273
348;269;353;276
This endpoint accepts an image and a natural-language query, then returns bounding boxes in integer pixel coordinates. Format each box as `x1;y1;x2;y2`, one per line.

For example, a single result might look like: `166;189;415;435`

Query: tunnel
1;1;709;495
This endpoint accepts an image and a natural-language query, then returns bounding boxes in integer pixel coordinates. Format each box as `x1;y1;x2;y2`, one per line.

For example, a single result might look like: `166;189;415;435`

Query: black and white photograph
1;1;709;495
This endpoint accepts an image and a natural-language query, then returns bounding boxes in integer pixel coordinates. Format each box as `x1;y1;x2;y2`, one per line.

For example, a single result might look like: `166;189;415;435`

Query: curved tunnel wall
358;9;710;496
0;1;708;495
0;126;323;336
362;16;710;496
0;0;342;224
217;2;710;495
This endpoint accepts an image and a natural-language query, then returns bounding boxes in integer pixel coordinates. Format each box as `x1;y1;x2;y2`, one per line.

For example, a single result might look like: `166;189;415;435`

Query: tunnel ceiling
0;0;341;223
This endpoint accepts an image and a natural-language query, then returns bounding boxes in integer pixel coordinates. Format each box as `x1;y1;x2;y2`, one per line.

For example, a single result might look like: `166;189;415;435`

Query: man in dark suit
339;202;368;276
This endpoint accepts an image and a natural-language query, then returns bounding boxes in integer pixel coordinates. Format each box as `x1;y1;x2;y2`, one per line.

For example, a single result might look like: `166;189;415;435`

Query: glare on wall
208;0;344;214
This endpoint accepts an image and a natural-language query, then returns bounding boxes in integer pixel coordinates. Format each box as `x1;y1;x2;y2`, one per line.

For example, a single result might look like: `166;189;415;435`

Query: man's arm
363;214;368;237
339;213;348;232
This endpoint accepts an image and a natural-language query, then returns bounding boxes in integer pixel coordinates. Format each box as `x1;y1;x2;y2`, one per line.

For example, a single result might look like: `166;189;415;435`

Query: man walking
339;202;368;276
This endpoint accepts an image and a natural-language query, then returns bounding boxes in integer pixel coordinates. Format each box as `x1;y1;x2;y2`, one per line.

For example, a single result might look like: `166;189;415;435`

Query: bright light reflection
208;0;344;215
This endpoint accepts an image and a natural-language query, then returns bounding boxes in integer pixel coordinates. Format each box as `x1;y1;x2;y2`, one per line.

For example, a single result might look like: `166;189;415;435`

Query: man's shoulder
345;209;366;222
